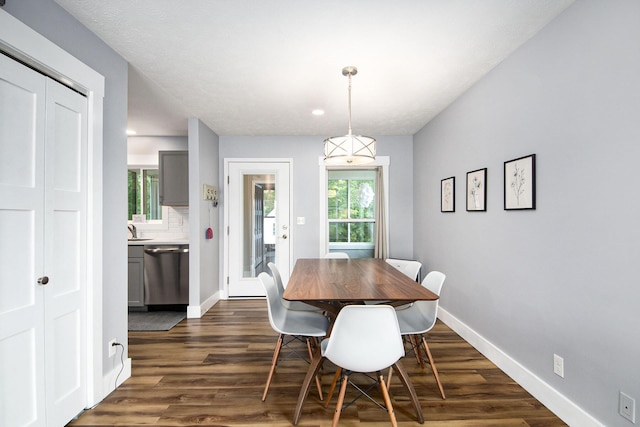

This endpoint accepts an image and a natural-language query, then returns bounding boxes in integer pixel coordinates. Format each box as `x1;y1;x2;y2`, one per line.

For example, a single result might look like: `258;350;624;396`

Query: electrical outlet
553;354;564;378
620;392;636;423
108;339;117;358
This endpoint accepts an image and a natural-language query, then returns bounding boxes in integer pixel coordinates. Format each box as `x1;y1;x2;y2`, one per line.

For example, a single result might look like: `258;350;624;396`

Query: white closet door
43;78;87;427
0;54;87;427
0;52;48;427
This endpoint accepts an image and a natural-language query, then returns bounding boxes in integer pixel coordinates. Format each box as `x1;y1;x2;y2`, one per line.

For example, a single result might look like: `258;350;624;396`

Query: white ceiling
54;0;573;137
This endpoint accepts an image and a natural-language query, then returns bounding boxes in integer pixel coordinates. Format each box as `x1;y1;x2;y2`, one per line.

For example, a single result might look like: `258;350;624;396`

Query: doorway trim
223;158;293;299
0;10;106;406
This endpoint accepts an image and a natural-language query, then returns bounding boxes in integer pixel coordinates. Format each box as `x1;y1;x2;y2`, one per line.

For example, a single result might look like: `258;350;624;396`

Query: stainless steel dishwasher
143;245;189;305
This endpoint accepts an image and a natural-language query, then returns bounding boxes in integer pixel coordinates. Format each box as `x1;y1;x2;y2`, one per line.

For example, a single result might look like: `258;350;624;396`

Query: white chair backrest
413;271;446;322
268;262;285;292
258;272;287;335
323;305;404;373
325;252;349;259
385;258;422;281
422;271;446;296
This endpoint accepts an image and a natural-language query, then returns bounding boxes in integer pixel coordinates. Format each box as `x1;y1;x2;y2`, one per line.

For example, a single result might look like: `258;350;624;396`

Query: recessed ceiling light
312;109;325;116
126;129;137;135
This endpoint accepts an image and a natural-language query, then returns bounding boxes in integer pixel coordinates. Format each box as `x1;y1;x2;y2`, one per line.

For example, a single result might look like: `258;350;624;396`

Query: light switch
296;217;305;225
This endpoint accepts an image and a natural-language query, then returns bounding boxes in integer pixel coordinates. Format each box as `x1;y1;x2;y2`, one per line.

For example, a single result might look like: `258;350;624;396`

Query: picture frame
466;168;487;211
504;154;536;210
441;176;455;212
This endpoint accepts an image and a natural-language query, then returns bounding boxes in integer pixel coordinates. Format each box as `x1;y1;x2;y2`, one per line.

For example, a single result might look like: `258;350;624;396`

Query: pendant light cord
347;72;353;136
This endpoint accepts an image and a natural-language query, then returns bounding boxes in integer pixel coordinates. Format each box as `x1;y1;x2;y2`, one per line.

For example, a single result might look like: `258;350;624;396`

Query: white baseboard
438;307;603;427
187;291;220;318
100;356;131;401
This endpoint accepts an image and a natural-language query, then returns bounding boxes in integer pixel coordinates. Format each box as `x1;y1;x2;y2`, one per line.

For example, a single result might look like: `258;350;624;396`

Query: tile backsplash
136;207;189;240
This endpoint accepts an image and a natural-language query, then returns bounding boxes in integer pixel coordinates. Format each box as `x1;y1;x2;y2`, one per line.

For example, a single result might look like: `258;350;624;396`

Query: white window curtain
374;166;388;258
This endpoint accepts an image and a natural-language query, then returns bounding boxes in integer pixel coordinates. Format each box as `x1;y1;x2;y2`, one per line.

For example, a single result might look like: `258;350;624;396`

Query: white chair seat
395;302;437;334
278;309;329;337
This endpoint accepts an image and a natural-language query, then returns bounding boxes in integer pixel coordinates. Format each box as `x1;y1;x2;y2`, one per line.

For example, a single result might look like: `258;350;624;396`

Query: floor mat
128;311;186;331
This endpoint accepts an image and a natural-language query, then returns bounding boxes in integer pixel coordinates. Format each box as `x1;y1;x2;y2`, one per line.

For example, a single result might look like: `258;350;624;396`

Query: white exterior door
0;54;87;427
226;161;291;297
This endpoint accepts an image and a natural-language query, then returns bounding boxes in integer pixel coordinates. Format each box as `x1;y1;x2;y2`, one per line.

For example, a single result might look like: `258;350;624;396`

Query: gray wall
220;136;414;261
4;0;129;375
413;1;640;425
188;118;220;307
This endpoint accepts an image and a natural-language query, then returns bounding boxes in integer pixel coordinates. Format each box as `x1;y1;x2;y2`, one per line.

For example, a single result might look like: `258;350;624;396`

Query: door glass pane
242;174;276;278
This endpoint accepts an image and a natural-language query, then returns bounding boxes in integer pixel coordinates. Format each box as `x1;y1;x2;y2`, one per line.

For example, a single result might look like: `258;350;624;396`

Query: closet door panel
0;53;47;427
44;78;88;427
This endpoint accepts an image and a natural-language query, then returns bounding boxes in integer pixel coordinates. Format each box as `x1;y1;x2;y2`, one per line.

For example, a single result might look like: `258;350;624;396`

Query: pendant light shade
324;66;376;165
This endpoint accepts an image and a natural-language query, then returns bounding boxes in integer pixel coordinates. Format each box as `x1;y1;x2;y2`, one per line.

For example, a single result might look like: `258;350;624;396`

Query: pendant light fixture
323;66;376;165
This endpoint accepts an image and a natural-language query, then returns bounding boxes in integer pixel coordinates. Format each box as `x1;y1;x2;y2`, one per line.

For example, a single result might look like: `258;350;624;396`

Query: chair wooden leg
392;361;424;424
293;349;325;425
262;334;283;401
331;371;349;427
413;335;425;368
324;367;342;408
378;372;398;427
306;338;323;401
387;366;393;390
421;336;445;399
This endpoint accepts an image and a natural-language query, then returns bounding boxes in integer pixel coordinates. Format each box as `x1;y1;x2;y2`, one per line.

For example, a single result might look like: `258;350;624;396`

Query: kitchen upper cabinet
159;150;188;206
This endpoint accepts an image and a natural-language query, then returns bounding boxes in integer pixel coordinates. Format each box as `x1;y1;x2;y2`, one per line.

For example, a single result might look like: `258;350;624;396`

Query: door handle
37;276;49;285
281;234;288;239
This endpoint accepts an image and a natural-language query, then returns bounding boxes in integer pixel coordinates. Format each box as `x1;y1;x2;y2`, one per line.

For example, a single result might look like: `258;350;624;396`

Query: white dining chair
394;270;446;399
385;258;422;282
378;258;422;309
267;262;322;312
324;252;349;259
258;272;329;401
321;305;404;427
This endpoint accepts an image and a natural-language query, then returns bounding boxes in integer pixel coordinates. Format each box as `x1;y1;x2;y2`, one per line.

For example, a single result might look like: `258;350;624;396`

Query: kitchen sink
128;238;153;242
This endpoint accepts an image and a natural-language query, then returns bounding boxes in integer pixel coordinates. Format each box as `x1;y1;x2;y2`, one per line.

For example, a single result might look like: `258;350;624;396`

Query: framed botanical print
466;168;487;211
504;154;536;210
441;177;455;212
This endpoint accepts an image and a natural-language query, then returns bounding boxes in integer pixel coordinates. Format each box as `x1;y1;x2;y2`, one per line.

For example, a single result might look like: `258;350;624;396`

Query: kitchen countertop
127;238;189;246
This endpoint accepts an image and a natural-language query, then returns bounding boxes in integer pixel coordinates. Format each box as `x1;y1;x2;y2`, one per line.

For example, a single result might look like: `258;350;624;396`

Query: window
327;170;376;256
128;167;162;221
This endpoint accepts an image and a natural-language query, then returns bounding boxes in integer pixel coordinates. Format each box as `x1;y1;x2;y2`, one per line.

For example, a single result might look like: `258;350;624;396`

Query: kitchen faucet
128;224;137;239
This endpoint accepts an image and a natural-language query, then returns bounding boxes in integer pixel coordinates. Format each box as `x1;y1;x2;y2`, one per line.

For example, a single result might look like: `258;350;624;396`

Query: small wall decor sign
441;176;455;212
466;168;487;212
504;154;536;210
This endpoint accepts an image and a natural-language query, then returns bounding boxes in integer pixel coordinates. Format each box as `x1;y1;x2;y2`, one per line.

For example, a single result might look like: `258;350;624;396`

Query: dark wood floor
69;300;566;426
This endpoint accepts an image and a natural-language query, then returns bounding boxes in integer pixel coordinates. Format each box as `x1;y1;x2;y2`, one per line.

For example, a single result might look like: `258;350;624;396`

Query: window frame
318;156;389;257
127;164;169;231
327;170;376;246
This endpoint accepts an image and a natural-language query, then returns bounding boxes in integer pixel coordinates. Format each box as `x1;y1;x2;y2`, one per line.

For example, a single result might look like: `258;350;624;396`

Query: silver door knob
37;276;49;285
281;234;288;239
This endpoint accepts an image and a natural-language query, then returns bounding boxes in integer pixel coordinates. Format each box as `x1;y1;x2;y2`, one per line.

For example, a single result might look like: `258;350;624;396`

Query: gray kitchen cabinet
128;245;145;307
159;150;189;206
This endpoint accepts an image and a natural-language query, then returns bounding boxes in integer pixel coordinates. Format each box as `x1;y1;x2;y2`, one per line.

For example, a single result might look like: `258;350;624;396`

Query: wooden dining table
283;258;438;425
